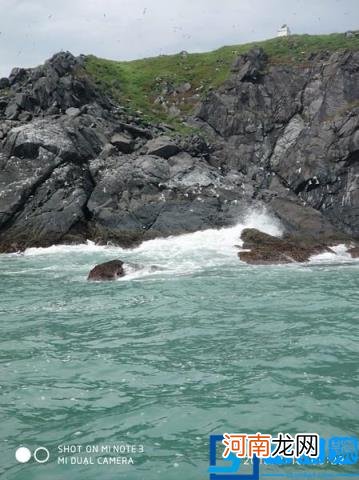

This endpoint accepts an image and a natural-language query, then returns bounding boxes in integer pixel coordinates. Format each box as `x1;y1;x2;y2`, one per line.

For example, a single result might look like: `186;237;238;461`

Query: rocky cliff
0;46;358;252
197;48;359;239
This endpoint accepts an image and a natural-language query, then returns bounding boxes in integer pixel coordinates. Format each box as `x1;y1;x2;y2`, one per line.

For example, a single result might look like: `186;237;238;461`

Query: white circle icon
15;447;31;463
34;447;50;464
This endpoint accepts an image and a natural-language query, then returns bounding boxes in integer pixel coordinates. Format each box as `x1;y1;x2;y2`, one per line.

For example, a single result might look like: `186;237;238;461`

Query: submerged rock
88;259;125;281
238;228;332;265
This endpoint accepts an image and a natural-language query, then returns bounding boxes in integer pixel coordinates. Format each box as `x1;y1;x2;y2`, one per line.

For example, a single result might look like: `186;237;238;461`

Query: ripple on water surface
1;215;358;479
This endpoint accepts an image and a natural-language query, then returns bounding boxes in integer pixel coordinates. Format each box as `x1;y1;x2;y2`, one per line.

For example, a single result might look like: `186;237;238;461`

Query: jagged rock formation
196;48;359;239
0;48;358;252
0;52;257;251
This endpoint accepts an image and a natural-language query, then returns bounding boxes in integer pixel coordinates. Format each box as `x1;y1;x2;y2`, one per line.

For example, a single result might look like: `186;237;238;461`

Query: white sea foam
23;210;281;271
309;244;355;264
24;240;106;256
21;209;357;278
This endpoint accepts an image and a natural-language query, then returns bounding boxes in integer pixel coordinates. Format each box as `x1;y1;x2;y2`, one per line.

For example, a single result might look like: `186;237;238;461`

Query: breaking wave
18;209;358;279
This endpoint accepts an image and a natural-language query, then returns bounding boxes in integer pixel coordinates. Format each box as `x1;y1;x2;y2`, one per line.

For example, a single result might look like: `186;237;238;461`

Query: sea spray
20;209;358;280
21;209;282;277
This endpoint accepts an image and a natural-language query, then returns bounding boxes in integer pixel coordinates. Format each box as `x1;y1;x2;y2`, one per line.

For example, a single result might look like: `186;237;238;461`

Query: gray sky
0;0;358;77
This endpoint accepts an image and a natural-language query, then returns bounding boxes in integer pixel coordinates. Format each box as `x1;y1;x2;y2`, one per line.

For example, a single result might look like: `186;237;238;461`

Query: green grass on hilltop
84;33;359;127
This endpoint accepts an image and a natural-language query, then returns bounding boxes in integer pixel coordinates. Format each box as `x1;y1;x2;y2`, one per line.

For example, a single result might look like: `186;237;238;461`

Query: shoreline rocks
238;228;333;265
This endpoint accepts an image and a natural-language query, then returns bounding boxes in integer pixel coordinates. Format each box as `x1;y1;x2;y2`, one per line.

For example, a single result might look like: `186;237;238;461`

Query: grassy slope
84;33;359;126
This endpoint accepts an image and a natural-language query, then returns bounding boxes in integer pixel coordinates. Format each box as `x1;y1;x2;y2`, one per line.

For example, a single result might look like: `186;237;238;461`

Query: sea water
0;211;358;479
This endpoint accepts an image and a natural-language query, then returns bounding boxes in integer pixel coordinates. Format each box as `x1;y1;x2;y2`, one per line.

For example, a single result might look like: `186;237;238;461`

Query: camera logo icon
15;446;50;464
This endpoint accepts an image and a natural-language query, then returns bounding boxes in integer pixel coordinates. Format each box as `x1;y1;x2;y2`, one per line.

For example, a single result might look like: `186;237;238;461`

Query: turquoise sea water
1;214;358;480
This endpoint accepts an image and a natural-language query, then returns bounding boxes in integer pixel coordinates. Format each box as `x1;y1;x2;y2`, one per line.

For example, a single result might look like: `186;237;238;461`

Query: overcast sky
0;0;358;77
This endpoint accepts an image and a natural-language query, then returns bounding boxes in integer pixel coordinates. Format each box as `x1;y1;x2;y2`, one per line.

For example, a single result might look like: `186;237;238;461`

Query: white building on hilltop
277;24;291;37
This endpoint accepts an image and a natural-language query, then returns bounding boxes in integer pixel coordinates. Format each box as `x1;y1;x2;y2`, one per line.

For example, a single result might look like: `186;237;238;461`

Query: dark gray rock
88;259;125;281
269;197;343;240
110;133;134;153
146;136;180;158
119;122;153;139
18;111;32;122
9;67;26;85
231;47;268;82
5;102;19;120
0;78;10;89
1;163;92;247
0;114;106;249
